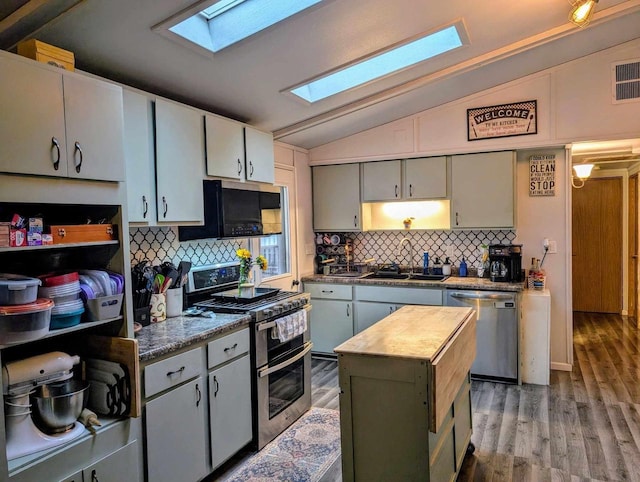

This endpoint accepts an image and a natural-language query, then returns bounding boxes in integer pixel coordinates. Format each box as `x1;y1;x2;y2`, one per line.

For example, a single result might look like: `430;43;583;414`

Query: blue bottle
423;252;429;274
459;257;468;277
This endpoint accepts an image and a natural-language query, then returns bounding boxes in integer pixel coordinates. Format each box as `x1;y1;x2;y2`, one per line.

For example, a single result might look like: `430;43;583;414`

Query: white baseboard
551;362;572;372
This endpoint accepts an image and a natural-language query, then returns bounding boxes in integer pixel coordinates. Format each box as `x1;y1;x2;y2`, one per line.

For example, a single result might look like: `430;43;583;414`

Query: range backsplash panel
341;230;516;268
129;227;245;267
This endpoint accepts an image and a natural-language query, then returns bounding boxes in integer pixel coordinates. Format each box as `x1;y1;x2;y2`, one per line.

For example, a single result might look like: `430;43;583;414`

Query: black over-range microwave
178;180;282;241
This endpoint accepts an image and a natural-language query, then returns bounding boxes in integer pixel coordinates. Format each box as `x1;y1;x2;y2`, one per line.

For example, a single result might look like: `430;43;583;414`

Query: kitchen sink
330;272;368;278
361;272;449;281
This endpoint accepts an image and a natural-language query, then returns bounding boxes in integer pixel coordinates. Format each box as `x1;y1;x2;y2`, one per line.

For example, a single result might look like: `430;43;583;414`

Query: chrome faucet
398;237;414;277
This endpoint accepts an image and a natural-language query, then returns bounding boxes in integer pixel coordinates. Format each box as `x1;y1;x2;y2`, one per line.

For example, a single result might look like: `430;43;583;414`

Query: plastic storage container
0;274;41;305
0;298;53;344
50;298;84;329
85;293;124;322
39;280;81;304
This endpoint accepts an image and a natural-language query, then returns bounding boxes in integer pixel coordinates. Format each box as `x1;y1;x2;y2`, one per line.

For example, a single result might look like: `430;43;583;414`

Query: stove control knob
273;305;283;314
263;309;274;318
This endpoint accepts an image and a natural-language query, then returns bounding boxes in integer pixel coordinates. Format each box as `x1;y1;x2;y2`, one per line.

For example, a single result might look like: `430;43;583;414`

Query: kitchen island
335;305;476;482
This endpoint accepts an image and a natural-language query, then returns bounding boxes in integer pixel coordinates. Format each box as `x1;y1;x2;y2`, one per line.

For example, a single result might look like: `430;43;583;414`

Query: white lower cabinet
305;283;354;355
209;355;252;469
354;301;403;333
353;285;443;333
142;328;252;481
82;441;140;482
145;377;208;482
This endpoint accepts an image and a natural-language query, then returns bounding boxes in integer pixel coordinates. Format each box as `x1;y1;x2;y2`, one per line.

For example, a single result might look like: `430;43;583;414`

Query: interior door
630;174;638;321
253;166;298;290
572;177;623;313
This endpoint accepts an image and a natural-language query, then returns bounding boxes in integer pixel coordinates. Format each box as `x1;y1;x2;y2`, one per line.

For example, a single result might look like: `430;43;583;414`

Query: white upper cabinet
155;98;205;224
451;151;515;229
362;157;447;202
0;53;124;181
62;74;125;182
313;164;362;232
244;126;275;184
205;114;245;180
404;157;447;199
123;89;156;223
362;160;402;201
206;116;274;184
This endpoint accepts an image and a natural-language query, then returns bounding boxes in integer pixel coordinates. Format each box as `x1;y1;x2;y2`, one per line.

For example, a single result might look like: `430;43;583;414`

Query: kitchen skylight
169;0;322;53
289;24;464;103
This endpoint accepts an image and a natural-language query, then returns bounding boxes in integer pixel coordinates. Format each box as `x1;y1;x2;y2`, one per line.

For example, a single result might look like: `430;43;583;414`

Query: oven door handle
258;342;313;378
256;305;312;332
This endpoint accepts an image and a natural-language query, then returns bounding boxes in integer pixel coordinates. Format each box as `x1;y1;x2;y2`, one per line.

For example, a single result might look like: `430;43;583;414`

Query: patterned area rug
222;407;341;482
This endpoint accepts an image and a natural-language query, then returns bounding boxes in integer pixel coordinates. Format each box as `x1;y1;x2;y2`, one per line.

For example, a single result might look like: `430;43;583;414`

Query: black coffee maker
489;244;523;282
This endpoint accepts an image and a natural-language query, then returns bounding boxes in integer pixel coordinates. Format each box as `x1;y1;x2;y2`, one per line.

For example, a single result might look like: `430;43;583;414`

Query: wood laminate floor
312;312;640;481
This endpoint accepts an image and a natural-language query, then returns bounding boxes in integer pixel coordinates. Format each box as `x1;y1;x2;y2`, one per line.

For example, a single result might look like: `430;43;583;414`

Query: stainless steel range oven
186;262;312;450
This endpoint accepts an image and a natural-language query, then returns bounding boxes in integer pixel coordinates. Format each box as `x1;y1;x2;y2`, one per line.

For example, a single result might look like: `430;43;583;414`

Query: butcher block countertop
334;305;474;362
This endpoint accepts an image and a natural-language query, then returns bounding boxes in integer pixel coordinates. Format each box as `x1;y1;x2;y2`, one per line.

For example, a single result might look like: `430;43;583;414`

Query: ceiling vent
612;59;640;104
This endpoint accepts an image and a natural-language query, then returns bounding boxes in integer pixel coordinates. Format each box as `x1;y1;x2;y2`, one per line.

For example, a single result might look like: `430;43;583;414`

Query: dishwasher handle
449;292;514;301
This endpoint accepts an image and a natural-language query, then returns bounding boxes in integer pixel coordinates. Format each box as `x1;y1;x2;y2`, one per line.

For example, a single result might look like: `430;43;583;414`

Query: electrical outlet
548;240;557;254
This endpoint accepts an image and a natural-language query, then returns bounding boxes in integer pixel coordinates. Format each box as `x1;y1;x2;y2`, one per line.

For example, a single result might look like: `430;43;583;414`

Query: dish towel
273;309;308;342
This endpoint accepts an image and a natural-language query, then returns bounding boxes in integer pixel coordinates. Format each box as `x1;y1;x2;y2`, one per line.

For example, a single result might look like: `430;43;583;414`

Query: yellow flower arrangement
236;248;268;285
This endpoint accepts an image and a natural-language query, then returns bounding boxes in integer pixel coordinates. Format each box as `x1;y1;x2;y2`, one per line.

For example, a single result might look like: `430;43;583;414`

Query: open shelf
0;240;119;253
0;316;124;350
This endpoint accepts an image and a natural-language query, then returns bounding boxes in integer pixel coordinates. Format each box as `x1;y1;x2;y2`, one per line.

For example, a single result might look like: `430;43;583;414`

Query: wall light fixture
571;163;594;188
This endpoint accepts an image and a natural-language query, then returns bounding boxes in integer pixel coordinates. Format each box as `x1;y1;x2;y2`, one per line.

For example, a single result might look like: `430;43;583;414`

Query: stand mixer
2;351;86;460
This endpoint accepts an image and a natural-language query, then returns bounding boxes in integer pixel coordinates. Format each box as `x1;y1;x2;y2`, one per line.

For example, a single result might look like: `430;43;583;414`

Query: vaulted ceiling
2;0;640;149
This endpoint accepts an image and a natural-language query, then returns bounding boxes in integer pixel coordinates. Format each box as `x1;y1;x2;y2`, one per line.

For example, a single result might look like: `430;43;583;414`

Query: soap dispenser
442;257;452;276
459;257;468;277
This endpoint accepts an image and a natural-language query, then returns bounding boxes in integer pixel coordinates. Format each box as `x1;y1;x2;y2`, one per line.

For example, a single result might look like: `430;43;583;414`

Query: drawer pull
321;290;334;294
166;366;185;377
223;343;238;352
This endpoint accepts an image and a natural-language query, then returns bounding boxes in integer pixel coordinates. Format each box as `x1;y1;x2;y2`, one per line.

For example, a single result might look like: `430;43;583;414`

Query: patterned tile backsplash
130;226;515;273
129;227;246;268
342;230;516;269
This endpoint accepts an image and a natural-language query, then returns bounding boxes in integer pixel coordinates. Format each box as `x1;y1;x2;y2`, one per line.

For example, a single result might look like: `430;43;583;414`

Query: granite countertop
302;273;525;292
335;305;474;360
136;313;252;362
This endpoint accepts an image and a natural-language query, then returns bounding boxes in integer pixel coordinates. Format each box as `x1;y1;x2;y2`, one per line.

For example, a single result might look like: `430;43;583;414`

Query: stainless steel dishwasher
445;289;518;384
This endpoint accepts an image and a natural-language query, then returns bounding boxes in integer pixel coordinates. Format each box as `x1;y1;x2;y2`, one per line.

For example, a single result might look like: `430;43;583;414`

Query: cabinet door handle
455;212;459;226
409;184;413;197
166;366;185;377
389;306;394;314
354;215;357;227
91;470;99;482
196;383;202;407
162;196;168;218
74;141;83;173
142;195;148;218
223;343;238;352
249;160;254;177
213;376;219;397
395;185;398;198
51;137;61;171
346;304;350;317
237;158;242;175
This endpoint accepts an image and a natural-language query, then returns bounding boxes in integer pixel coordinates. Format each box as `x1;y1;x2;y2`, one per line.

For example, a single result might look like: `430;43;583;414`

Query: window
289;23;464;103
168;0;322;53
252;185;290;280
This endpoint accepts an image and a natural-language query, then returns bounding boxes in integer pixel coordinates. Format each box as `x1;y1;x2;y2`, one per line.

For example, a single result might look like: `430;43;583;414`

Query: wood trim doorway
572;177;623;313
629;173;638;322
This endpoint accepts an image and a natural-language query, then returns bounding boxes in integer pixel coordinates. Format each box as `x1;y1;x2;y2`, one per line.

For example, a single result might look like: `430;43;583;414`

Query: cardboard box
28;217;43;233
50;224;116;244
17;39;75;71
42;234;53;245
10;228;26;247
27;231;42;246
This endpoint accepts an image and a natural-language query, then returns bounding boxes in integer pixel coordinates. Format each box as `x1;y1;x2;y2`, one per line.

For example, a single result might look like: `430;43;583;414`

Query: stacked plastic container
39;272;84;329
78;270;124;321
0;273;53;344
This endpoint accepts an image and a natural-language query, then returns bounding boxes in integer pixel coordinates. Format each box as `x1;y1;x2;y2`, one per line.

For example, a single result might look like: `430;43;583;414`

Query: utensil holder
150;293;166;323
166;288;183;318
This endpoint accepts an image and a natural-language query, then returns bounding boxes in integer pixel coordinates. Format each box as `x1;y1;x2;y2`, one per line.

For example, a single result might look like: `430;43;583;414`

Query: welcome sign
467;100;537;141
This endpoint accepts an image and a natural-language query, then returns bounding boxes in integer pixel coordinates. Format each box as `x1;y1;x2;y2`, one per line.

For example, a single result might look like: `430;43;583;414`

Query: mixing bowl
32;379;89;433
